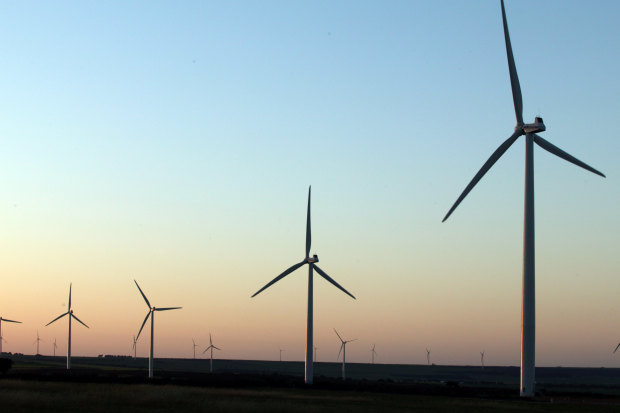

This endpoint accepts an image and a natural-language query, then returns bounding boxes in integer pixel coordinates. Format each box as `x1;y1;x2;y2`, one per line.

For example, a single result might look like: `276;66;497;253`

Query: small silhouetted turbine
335;329;356;380
33;331;43;355
134;280;181;378
202;333;220;373
252;186;356;384
442;0;605;398
426;348;431;366
481;351;485;369
46;283;89;369
371;344;378;364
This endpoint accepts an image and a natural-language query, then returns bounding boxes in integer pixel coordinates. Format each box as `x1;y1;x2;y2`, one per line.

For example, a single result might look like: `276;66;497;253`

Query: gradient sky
0;1;618;368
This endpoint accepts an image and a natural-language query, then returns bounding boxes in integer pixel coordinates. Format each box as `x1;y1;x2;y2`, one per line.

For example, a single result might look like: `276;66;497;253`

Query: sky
0;0;618;368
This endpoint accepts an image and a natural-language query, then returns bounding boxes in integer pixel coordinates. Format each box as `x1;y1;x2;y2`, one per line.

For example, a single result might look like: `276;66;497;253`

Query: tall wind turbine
442;0;605;397
426;348;431;366
46;283;89;369
202;333;220;373
34;331;42;355
335;329;356;380
0;316;21;354
252;186;356;384
134;280;181;378
481;351;485;369
370;344;377;364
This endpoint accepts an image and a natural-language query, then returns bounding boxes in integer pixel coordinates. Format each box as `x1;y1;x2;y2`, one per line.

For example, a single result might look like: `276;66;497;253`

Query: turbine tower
53;338;58;357
252;186;356;384
370;344;377;364
279;348;284;362
314;346;318;362
426;348;431;366
134;280;181;378
0;316;21;354
132;335;137;358
335;329;356;380
481;351;485;369
442;0;605;397
202;333;220;373
34;331;42;355
46;284;89;369
192;338;198;359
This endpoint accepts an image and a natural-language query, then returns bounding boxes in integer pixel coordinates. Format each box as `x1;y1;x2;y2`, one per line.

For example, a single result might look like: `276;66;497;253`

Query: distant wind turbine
192;338;198;359
442;0;605;398
371;344;377;364
0;316;21;354
252;186;356;385
46;283;89;369
202;333;220;373
335;329;356;380
134;280;182;378
481;351;485;369
279;348;285;362
53;338;58;357
34;331;42;355
614;343;620;354
132;335;137;358
426;348;431;366
314;346;318;362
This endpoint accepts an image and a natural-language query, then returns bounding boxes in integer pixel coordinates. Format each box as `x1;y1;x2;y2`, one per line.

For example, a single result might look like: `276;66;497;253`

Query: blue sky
0;1;618;367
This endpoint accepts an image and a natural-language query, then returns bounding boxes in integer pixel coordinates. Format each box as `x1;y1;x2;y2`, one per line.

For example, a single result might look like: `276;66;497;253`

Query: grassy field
1;379;619;413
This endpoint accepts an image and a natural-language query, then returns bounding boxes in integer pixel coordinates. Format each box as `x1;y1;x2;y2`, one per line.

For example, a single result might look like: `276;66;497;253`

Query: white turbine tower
0;316;21;354
46;284;89;369
134;280;182;378
442;0;605;398
192;339;198;359
252;186;356;384
426;348;431;366
335;329;356;380
202;333;220;373
370;344;377;364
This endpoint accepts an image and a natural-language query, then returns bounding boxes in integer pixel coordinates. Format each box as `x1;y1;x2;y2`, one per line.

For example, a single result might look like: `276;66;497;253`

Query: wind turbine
614;343;620;354
481;351;485;369
192;338;198;359
370;344;377;364
34;331;42;355
53;338;58;357
426;348;431;366
251;186;356;384
442;0;605;397
46;283;89;369
279;348;284;362
134;280;182;378
335;329;356;380
0;316;21;354
314;346;318;362
132;335;137;358
202;333;220;373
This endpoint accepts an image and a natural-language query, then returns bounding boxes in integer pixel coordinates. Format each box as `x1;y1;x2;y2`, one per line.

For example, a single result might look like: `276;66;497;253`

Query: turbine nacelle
307;254;319;263
522;116;545;134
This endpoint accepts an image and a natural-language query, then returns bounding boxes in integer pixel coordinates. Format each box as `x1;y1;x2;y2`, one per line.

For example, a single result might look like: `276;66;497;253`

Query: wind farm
0;0;617;411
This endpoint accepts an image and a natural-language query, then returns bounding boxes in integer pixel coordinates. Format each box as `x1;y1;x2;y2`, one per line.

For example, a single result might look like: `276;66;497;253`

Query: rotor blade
155;307;182;311
134;280;151;308
136;311;151;340
348;339;358;343
501;0;523;124
532;134;605;178
334;328;344;342
213;346;221;351
337;342;344;360
443;130;521;222
71;313;89;328
1;319;21;323
46;312;69;326
68;283;72;310
314;265;356;299
251;261;306;298
306;185;311;259
614;343;620;354
210;333;213;346
202;347;210;354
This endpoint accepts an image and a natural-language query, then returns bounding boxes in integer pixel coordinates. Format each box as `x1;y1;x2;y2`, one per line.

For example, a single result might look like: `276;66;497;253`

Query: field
2;354;620;412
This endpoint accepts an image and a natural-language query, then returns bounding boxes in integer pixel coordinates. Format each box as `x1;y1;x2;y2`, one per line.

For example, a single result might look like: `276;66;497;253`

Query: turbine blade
251;261;306;298
136;311;151;340
501;0;523;125
306;186;311;259
202;347;210;354
2;319;21;323
334;328;344;342
532;134;605;178
68;283;72;310
134;280;151;308
210;333;213;346
155;307;182;311
337;342;344;360
46;312;69;326
213;346;221;351
314;265;356;299
71;313;89;328
614;343;620;354
442;130;521;222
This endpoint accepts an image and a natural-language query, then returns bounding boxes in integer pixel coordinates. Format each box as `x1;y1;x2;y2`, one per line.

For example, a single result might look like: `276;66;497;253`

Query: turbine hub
523;116;545;134
308;254;319;263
